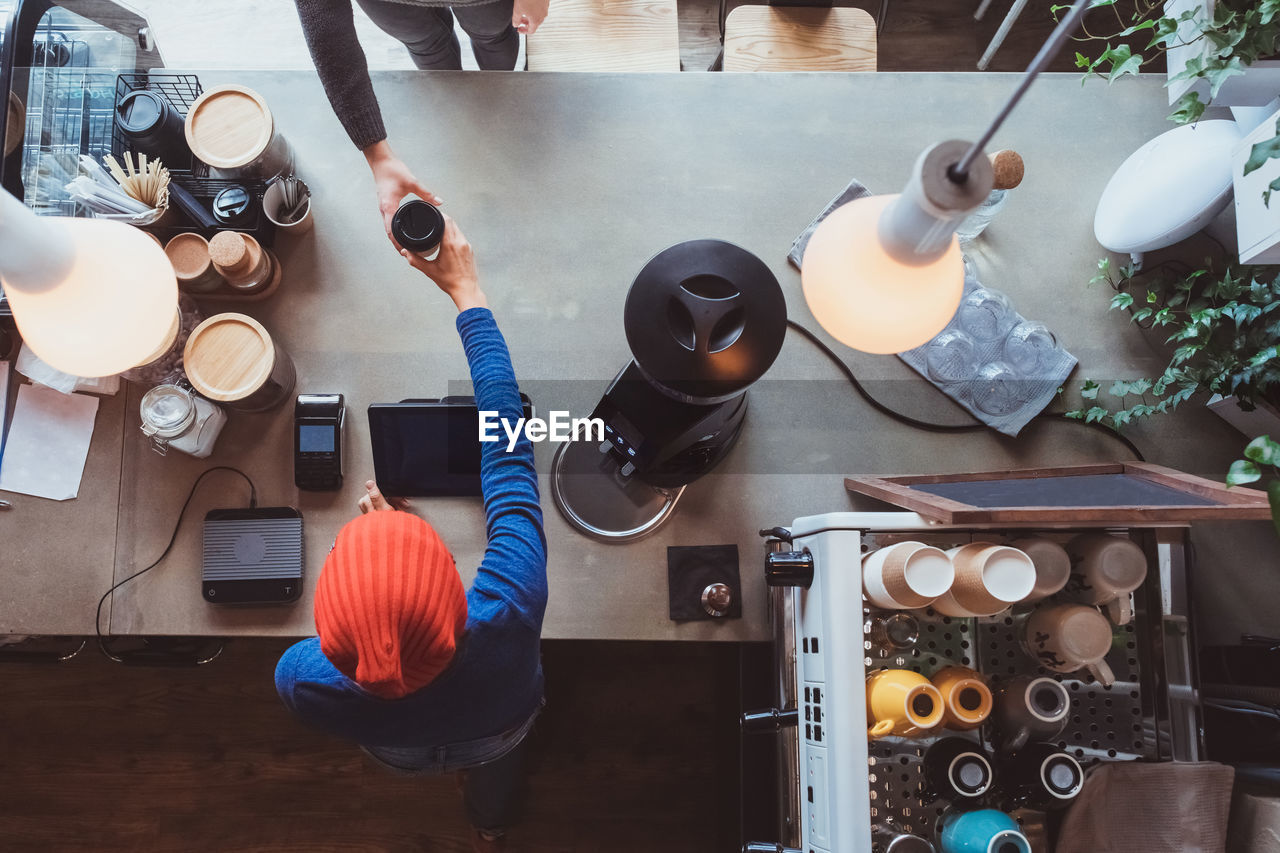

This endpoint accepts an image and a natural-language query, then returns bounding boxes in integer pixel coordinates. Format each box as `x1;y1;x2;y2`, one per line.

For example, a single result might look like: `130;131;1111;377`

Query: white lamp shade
801;194;964;355
1;204;177;378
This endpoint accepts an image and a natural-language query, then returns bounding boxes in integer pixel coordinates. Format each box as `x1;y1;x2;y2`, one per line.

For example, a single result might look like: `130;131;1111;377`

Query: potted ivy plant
1067;255;1280;447
1227;435;1280;534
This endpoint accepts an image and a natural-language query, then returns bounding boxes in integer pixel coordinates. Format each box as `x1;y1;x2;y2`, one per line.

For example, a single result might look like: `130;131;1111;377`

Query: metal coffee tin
184;85;295;181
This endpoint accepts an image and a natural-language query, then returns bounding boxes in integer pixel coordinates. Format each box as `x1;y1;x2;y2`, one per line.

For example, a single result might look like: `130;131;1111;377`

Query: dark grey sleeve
294;0;388;150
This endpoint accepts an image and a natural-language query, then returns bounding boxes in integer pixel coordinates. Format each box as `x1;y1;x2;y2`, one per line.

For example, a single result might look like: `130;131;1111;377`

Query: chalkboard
846;463;1271;525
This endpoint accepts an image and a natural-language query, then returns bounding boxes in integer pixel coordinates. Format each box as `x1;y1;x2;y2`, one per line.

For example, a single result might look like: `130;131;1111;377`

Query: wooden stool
723;6;877;72
527;0;680;71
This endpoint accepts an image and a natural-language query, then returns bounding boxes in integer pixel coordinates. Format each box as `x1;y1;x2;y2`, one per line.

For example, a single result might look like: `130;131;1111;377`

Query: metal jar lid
623;240;786;403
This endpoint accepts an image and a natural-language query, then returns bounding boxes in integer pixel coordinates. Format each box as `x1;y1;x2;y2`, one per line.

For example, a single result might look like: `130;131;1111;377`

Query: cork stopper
209;230;250;271
988;150;1024;190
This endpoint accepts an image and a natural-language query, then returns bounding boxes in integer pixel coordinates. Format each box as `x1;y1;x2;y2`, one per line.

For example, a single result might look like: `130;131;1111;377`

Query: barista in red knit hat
275;215;546;853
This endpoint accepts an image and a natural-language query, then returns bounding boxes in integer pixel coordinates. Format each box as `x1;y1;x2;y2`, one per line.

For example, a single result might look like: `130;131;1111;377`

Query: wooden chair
527;0;681;71
722;6;876;72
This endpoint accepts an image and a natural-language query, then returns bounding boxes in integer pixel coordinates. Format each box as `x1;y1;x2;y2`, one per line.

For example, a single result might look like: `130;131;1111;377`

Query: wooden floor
0;640;743;852
132;0;1133;75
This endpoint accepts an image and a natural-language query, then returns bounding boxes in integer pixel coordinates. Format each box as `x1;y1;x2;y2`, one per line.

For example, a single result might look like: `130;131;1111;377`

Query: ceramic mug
863;542;955;610
933;543;1036;617
1023;603;1116;686
995;742;1084;810
931;666;994;730
991;675;1071;753
937;808;1031;853
923;736;994;805
1063;532;1148;625
866;668;945;739
1007;536;1072;603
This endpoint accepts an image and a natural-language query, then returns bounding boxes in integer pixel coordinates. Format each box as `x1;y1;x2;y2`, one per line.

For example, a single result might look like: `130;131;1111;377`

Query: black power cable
95;466;257;654
786;319;1145;462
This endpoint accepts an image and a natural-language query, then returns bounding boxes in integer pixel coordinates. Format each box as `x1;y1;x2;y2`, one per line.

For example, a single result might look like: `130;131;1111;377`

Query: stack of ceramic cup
866;665;995;741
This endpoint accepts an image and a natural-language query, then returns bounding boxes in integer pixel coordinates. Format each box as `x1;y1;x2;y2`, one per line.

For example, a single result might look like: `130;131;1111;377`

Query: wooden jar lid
184;85;274;170
165;232;213;282
183;312;274;402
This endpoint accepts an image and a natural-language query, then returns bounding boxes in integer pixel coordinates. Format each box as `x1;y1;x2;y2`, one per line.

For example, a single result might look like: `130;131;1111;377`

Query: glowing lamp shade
0;190;177;377
801;194;965;355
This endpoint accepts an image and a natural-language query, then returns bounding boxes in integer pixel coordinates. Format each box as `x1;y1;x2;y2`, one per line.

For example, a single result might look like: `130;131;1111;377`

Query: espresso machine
551;239;786;541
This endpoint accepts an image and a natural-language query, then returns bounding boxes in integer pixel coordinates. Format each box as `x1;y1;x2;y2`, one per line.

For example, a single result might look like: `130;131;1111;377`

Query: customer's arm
293;0;443;244
402;217;548;625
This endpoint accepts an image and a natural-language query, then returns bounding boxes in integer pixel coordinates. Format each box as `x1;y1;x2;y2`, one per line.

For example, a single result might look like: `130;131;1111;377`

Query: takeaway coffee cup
1007;536;1072;603
1023;603;1116;686
991;675;1071;753
923;737;994;805
933;543;1036;618
392;198;444;259
1063;532;1148;625
937;808;1031;853
863;542;955;610
931;666;993;730
866;668;945;739
995;742;1084;810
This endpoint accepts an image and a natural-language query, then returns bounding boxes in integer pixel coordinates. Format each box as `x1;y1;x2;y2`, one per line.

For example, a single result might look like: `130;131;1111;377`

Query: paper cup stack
862;540;1038;616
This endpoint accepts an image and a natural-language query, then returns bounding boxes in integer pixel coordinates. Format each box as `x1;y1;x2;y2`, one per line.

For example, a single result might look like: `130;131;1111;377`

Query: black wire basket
112;73;275;246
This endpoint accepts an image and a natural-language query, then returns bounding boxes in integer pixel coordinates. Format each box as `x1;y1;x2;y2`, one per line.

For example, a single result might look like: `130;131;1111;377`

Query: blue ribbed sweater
274;308;547;748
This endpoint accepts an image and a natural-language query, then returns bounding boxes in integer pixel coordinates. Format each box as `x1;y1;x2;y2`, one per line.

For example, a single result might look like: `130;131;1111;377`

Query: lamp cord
785;319;1145;461
95;466;257;655
950;0;1093;182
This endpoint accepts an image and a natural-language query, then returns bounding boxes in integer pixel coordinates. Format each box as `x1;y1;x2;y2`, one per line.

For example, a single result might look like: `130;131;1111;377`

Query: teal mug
937;808;1031;853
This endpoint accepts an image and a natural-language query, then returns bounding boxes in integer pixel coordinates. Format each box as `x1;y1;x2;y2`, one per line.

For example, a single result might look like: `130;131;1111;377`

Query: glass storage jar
120;293;203;386
139;383;227;458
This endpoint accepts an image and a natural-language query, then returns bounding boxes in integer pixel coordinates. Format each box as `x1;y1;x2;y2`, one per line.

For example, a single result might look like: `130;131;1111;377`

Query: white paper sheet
0;384;99;501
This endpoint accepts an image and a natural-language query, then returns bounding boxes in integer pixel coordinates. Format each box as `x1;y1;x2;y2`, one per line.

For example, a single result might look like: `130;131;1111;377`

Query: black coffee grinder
552;239;786;541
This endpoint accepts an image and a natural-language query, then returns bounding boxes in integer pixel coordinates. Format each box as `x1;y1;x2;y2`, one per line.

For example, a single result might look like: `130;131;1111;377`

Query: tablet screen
367;400;532;497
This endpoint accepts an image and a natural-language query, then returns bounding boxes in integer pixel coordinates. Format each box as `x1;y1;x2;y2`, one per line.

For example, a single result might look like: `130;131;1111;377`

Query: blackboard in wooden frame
845;463;1273;525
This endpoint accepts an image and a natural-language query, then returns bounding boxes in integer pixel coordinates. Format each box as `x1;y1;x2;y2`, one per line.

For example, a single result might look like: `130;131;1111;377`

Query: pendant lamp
0;188;177;378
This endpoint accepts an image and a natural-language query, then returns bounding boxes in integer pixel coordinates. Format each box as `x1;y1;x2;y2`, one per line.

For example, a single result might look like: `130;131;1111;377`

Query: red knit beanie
314;511;467;699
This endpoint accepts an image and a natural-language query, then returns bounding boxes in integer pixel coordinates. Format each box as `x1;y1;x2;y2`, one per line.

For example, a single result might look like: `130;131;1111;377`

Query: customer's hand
357;480;409;514
513;0;549;34
400;214;489;313
363;140;442;249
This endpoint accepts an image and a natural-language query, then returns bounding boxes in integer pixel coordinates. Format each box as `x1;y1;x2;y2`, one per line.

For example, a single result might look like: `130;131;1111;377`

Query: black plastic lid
623;240;786;403
392;200;444;252
116;90;167;134
212;185;252;225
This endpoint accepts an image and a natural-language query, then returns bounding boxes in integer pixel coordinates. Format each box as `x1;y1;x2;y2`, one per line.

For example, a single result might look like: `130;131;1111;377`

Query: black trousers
355;0;519;71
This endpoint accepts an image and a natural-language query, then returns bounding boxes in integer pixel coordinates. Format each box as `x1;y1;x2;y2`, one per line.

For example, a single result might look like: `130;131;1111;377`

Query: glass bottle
139;384;227;458
956;149;1024;244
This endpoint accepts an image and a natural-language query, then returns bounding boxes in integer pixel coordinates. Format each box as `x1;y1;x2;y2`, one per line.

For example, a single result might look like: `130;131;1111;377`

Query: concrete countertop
7;71;1276;642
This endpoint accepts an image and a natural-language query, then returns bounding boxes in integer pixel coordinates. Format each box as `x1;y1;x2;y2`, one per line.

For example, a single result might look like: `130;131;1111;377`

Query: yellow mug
866;668;945;739
931;665;994;730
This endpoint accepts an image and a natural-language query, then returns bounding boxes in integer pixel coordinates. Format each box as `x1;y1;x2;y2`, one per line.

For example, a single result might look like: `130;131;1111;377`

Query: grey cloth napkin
789;177;1075;437
787;179;872;270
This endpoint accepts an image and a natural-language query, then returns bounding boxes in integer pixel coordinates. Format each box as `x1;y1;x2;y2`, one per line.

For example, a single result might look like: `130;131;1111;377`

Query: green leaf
1106;45;1145;82
1081;379;1100;400
1266;175;1280;208
1146;290;1159;304
1132;307;1154;323
1110;292;1134;310
1244;120;1280;177
1130;378;1153;395
1109;380;1133;397
1085;407;1110;424
1227;459;1262;486
1244;435;1280;466
1168;92;1206;124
